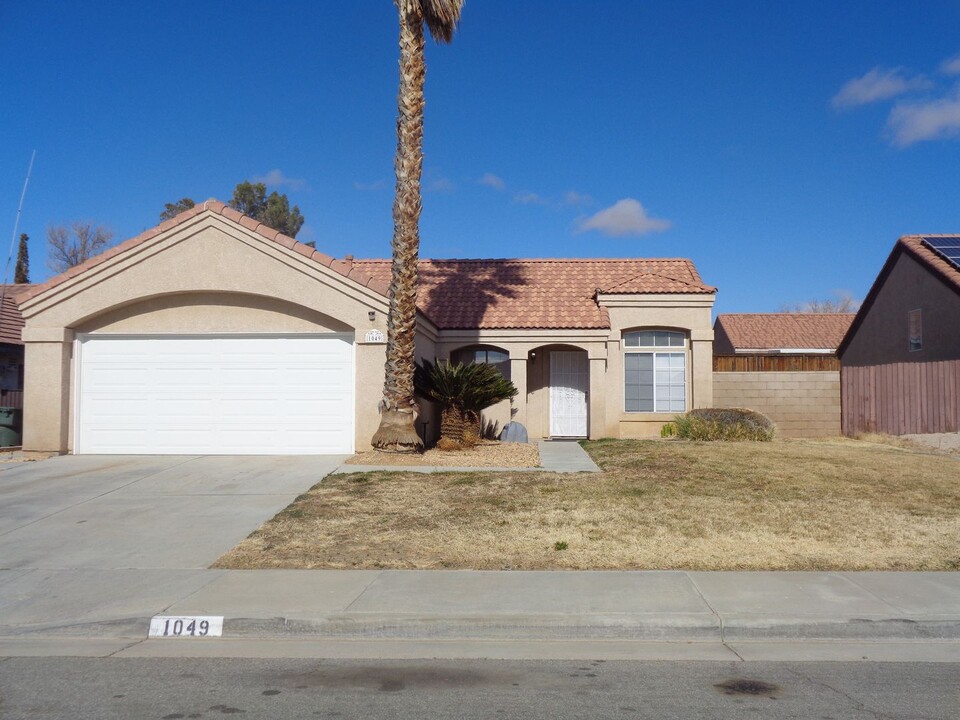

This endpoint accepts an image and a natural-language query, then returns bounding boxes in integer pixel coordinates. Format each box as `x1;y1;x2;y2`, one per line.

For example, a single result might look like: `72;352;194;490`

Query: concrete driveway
0;454;346;570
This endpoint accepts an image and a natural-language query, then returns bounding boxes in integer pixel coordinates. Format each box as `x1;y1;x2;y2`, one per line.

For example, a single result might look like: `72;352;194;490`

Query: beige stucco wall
430;290;716;442
601;295;715;438
713;371;841;437
20;213;389;453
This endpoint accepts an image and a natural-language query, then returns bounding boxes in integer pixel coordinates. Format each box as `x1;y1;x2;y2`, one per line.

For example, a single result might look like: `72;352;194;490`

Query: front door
549;351;589;437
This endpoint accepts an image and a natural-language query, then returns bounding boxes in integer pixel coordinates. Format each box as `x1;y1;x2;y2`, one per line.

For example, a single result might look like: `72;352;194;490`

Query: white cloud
563;190;593;206
576;198;670;237
887;85;960;146
941;54;960;76
831;67;931;109
513;192;548;205
252;168;307;190
426;176;455;193
353;179;386;191
478;172;505;190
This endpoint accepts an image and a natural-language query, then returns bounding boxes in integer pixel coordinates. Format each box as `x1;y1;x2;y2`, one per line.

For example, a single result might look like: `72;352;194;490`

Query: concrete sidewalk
2;569;959;655
334;440;601;474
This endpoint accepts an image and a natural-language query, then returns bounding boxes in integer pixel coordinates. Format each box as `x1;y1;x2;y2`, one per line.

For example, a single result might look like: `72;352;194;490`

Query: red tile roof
714;313;855;352
0;285;31;345
19;199;715;331
355;258;714;329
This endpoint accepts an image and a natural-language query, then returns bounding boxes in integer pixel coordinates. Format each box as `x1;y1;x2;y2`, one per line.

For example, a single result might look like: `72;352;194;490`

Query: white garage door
76;335;354;455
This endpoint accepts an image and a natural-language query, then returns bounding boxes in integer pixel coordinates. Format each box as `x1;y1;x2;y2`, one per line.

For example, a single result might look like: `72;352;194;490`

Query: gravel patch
346;441;540;468
902;432;960;454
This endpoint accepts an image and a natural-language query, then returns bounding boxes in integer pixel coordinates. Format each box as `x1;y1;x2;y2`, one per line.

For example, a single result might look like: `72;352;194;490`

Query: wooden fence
0;389;23;409
714;355;840;372
841;360;960;436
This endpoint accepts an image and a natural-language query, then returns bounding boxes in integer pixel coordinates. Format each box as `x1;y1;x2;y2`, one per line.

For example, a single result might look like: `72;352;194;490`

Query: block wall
712;371;841;438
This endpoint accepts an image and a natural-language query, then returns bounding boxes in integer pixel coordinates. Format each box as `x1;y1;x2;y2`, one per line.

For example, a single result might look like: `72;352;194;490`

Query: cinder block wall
712;371;841;438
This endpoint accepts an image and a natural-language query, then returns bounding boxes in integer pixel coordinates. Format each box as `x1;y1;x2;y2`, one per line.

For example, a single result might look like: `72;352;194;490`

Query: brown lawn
214;438;960;571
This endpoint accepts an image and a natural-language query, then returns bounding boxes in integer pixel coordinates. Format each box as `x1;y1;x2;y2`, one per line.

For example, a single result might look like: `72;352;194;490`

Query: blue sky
2;1;959;313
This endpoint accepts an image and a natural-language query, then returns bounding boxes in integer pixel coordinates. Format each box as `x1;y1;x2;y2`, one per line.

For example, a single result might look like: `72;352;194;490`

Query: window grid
623;331;687;413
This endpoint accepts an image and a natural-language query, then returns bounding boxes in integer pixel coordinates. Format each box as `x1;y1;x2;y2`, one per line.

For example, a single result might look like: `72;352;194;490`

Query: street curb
5;615;959;644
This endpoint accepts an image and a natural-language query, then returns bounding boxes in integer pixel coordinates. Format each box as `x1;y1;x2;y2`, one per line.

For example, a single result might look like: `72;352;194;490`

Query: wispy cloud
831;67;930;109
941;54;960;76
252;168;307;190
426;176;455;193
563;190;593;207
353;179;386;191
576;198;670;237
887;85;960;147
513;192;549;206
423;168;454;194
478;172;505;190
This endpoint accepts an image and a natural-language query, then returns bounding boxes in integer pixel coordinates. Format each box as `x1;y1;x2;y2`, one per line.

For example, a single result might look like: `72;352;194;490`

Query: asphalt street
1;657;958;720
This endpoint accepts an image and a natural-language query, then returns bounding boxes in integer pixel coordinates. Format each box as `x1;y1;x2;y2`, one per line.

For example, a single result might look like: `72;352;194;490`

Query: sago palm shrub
415;360;518;449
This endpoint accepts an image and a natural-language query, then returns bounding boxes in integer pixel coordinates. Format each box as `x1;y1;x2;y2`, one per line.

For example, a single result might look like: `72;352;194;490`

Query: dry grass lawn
214;438;960;571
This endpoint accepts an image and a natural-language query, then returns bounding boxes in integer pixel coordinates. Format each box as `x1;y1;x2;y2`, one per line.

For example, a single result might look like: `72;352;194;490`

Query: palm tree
372;0;464;451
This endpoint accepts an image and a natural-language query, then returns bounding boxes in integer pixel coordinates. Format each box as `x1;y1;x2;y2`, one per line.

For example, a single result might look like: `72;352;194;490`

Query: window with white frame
623;330;687;413
452;345;511;380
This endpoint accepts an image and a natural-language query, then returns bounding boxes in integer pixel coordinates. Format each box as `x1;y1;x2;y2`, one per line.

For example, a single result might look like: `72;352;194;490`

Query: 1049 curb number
149;615;224;638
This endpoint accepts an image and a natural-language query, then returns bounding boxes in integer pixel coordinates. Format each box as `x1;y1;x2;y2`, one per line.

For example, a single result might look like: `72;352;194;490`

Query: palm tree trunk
372;4;426;451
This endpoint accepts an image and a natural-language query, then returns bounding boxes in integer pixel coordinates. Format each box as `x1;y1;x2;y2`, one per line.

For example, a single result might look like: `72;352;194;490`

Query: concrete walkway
333;440;600;474
2;568;959;660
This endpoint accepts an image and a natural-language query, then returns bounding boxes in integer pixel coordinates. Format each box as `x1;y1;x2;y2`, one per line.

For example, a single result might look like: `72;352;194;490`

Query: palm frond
397;0;464;43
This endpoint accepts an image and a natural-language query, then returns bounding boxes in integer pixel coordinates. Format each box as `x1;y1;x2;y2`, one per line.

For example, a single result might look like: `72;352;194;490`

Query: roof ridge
718;312;857;317
19;199;390;303
356;257;699;263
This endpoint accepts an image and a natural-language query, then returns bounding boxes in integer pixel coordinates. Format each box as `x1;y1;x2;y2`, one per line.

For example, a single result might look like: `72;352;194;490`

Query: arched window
452;345;511;380
623;330;687;413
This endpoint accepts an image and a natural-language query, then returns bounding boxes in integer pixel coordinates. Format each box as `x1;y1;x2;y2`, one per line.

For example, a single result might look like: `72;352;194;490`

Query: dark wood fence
841;360;960;435
0;390;23;409
714;355;840;372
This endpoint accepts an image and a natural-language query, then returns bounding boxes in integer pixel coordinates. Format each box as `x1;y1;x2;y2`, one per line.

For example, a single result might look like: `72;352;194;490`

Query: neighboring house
713;313;853;368
712;313;854;438
838;235;960;436
0;285;28;408
18;200;717;455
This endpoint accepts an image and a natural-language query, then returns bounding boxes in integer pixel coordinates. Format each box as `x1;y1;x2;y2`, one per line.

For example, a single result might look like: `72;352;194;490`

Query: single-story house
18;199;716;455
838;235;960;435
711;313;854;438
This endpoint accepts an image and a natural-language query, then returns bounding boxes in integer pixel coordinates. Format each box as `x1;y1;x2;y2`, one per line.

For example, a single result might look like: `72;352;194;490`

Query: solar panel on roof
921;236;960;271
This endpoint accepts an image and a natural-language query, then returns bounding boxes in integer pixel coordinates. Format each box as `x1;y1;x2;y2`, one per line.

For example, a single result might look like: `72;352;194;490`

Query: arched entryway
527;344;590;439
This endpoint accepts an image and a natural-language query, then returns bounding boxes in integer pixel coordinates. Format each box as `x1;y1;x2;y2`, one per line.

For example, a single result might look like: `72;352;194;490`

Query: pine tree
14;234;29;284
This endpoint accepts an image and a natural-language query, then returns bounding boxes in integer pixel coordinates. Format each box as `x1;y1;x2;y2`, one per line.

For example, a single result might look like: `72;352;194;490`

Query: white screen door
549;351;589;437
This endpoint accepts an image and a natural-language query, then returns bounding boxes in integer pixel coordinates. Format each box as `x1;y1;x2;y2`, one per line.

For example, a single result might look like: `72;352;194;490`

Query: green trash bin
0;407;22;447
0;426;19;448
0;407;21;428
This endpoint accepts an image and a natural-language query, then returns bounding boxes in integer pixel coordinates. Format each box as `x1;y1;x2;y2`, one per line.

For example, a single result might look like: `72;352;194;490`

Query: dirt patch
346;441;539;468
215;438;960;571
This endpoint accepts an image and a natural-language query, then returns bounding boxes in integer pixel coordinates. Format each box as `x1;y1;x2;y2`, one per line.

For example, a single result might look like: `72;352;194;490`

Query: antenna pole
3;150;37;297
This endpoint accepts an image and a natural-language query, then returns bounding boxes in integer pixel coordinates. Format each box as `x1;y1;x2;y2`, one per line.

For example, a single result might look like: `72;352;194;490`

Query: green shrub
660;422;676;438
671;408;775;441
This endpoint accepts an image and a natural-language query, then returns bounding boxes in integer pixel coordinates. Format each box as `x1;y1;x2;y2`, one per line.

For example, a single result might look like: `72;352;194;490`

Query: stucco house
838;235;960;436
18;200;716;455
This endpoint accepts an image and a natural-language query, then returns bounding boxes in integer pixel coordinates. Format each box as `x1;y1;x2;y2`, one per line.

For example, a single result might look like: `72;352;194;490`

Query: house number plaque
149;615;224;638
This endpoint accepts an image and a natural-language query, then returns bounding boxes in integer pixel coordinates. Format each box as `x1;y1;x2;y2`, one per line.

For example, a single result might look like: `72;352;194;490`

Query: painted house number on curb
149;615;224;638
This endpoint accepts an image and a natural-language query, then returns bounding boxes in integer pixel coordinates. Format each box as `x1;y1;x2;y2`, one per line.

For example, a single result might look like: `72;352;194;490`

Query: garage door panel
77;335;355;455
